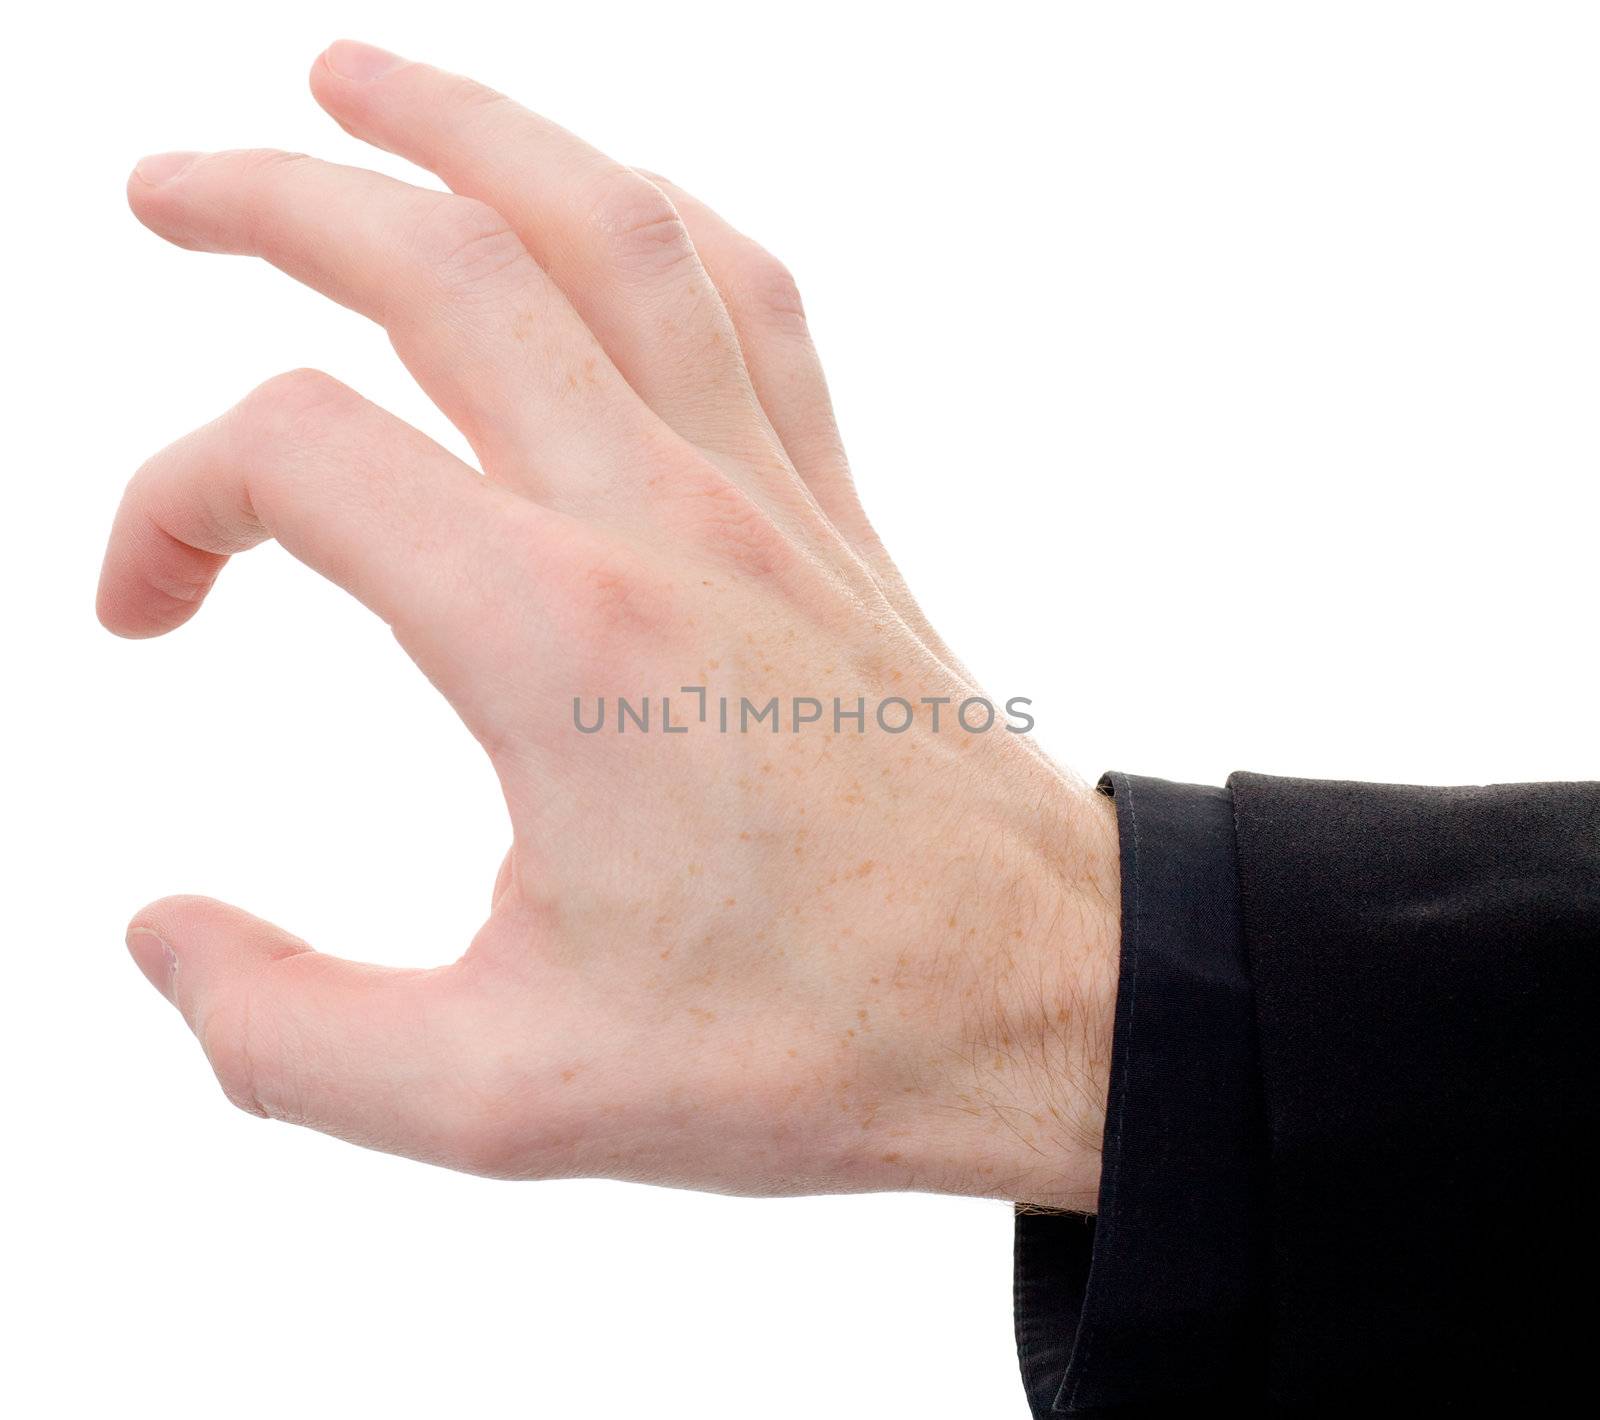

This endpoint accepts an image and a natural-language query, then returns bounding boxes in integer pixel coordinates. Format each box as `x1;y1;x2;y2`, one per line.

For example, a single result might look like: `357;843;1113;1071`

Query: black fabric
1228;773;1599;1412
1015;773;1265;1416
1013;771;1599;1416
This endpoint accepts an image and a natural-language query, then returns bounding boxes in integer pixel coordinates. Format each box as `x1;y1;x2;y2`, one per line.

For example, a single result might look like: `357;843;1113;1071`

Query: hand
98;41;1120;1209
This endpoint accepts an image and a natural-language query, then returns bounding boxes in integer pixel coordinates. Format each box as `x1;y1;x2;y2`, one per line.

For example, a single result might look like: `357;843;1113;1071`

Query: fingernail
127;927;179;1005
133;151;200;186
324;39;405;82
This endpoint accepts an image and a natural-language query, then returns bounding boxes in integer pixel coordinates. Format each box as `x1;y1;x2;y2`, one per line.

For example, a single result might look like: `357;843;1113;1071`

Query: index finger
97;370;554;736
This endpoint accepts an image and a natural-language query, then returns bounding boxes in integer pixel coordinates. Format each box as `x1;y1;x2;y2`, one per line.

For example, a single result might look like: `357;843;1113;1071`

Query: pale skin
99;40;1121;1211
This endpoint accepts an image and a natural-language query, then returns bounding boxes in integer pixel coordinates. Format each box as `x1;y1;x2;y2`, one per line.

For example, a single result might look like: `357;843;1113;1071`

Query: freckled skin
104;41;1122;1212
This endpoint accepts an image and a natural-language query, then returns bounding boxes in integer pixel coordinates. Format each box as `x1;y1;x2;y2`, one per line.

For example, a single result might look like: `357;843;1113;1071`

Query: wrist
821;758;1122;1209
953;773;1121;1210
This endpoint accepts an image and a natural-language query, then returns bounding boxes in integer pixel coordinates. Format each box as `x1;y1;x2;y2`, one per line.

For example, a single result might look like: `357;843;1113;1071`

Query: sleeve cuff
1014;772;1267;1415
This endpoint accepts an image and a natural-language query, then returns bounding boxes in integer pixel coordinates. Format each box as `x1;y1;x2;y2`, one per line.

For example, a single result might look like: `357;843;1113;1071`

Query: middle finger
309;42;778;468
128;147;671;505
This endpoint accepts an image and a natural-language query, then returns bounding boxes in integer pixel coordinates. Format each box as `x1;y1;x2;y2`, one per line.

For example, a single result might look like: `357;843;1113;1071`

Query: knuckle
450;76;513;122
197;993;272;1120
584;168;696;277
444;1106;527;1179
138;551;219;612
433;1036;540;1178
231;370;356;460
571;550;661;644
663;461;792;578
226;147;314;179
737;250;806;324
244;368;352;423
218;150;320;217
537;526;672;665
410;196;531;294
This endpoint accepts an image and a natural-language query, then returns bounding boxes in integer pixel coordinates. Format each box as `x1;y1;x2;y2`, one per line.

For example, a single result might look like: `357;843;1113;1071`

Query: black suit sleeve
1013;772;1600;1417
1228;772;1599;1411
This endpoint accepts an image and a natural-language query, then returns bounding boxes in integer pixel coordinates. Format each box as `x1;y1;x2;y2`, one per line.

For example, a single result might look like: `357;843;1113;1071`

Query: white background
4;2;1596;1415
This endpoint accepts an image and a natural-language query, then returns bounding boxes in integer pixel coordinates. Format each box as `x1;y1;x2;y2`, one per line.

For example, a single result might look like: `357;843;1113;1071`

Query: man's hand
98;41;1119;1210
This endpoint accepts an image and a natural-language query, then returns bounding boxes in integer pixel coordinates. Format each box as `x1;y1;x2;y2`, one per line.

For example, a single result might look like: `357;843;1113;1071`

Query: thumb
126;896;499;1170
